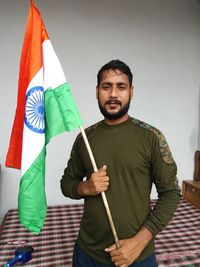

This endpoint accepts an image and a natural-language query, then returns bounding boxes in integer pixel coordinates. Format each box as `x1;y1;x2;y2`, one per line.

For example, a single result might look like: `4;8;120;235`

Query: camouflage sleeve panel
132;118;181;236
145;132;180;236
149;127;175;165
132;118;175;165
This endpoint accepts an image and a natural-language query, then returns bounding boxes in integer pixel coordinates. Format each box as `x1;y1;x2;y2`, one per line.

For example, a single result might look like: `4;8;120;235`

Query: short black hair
97;59;133;87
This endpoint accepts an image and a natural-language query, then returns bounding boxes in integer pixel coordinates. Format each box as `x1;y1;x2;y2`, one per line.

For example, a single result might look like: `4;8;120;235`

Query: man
60;59;180;267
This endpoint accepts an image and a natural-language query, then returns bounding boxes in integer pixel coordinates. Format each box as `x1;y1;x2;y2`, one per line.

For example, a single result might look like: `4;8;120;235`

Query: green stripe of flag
18;147;46;234
45;83;83;144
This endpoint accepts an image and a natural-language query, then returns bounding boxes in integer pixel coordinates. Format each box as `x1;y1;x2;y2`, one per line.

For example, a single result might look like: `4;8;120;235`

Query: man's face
96;69;133;122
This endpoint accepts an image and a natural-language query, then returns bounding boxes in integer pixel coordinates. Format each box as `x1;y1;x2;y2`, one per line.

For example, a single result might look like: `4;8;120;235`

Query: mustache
105;100;121;105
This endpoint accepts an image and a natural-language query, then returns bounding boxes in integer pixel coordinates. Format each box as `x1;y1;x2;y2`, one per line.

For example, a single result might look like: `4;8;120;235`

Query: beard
98;98;131;120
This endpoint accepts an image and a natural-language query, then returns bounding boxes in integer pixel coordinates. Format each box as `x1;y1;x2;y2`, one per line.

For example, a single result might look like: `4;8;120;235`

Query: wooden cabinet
182;180;200;209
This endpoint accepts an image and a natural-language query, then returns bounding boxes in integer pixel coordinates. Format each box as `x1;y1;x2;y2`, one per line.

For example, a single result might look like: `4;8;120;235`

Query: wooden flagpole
79;126;120;249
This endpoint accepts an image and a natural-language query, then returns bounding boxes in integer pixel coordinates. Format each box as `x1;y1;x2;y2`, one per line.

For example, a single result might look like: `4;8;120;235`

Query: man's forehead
101;69;128;82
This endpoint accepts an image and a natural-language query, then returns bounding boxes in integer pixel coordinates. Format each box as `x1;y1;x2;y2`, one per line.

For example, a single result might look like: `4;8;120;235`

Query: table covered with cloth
0;198;200;267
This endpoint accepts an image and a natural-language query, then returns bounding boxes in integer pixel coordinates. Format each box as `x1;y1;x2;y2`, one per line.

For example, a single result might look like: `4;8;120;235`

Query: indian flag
5;0;82;233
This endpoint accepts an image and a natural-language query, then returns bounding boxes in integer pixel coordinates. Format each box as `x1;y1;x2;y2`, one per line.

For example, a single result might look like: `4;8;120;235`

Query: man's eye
119;85;126;90
102;85;110;90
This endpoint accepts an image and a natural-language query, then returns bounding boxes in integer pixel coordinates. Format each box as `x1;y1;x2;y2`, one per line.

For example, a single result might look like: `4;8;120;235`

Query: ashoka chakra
25;86;45;133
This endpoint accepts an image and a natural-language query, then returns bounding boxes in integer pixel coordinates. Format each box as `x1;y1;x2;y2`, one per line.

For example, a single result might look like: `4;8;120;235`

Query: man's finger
105;244;117;253
98;165;107;172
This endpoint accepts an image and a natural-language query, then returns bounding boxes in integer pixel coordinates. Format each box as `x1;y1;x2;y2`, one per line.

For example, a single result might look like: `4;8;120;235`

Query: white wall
0;0;200;221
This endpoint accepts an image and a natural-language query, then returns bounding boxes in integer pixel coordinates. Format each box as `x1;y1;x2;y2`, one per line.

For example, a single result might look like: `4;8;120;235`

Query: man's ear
131;86;134;99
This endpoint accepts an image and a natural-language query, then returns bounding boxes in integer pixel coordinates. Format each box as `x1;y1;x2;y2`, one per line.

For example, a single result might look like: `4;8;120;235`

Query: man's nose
109;87;118;97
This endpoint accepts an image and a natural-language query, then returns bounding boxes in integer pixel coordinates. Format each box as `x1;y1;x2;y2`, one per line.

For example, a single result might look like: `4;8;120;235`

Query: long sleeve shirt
60;117;181;264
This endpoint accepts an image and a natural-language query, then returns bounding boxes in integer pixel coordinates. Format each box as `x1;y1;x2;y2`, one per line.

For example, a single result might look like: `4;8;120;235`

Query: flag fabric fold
5;0;82;233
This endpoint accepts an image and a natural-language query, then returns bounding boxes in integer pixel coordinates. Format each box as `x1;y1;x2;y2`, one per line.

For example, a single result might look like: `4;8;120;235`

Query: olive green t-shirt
61;117;180;264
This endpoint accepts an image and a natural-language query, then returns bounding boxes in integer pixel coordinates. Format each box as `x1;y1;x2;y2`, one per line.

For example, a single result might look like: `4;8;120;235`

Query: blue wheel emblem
25;86;45;133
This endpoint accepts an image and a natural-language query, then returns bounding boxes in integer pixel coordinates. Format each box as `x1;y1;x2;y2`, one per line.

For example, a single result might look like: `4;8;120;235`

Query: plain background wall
0;0;200;222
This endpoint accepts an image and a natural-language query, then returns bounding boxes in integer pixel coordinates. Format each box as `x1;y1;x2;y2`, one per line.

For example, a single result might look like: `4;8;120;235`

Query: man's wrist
77;181;89;196
133;226;153;249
